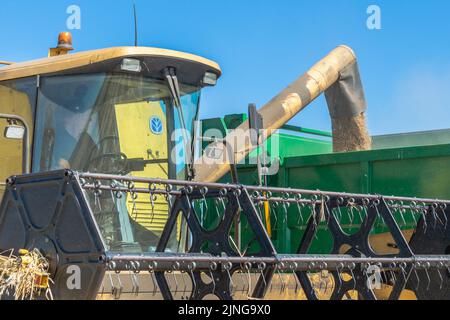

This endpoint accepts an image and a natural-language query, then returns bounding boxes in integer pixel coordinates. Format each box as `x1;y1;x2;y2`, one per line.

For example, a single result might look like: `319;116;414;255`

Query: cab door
0;78;36;201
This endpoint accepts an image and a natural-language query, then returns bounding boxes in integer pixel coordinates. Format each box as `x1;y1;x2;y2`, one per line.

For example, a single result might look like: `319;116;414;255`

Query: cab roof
0;46;222;85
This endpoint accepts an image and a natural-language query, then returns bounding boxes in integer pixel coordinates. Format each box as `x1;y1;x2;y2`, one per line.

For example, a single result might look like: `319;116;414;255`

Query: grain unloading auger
0;34;449;300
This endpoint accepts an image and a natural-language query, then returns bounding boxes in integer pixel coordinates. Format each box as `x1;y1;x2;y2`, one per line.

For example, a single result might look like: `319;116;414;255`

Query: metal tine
413;262;421;292
323;268;330;295
433;203;446;227
188;263;198;300
171;262;181;298
149;182;156;210
311;196;318;227
323;198;333;228
423;262;432;291
129;261;140;296
399;202;407;227
309;198;320;241
210;270;216;295
360;199;369;228
389;263;397;287
440;203;448;229
447;267;450;284
390;200;405;227
294;272;300;296
317;263;328;296
410;202;418;226
93;180;102;212
196;198;205;227
186;270;193;300
237;269;247;295
286;268;295;298
252;192;265;225
399;262;409;289
131;271;140;296
200;187;209;220
219;188;227;213
115;271;124;300
400;208;407;228
186;263;197;300
149;262;158;297
437;262;444;290
210;262;218;295
431;203;441;229
395;263;407;292
430;203;443;228
347;262;357;293
336;263;344;293
318;195;330;226
130;192;138;220
282;192;291;224
123;180;136;216
183;186;194;220
421;204;429;234
345;199;354;226
99;284;105;299
363;263;371;291
318;275;325;295
180;271;188;299
256;201;266;228
244;262;253;298
149;185;158;225
374;200;385;230
234;189;243;213
286;264;296;297
214;198;222;224
355;205;364;226
271;202;278;231
277;263;286;296
308;263;317;297
108;271;120;299
114;189;124;203
289;262;299;296
295;194;305;226
110;181;118;205
106;260;123;299
282;202;289;226
334;198;344;225
224;262;235;297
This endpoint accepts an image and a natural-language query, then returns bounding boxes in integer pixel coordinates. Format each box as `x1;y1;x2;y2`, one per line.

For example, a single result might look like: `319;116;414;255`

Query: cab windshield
33;73;200;179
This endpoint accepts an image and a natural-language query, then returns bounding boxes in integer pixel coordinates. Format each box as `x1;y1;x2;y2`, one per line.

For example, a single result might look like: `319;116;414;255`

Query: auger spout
195;45;371;183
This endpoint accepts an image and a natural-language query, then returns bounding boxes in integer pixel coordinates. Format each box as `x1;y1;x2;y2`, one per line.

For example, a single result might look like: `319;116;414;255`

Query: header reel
0;170;449;300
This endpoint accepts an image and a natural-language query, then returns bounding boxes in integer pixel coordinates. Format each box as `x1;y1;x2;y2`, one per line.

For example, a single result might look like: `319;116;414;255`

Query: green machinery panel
201;115;450;254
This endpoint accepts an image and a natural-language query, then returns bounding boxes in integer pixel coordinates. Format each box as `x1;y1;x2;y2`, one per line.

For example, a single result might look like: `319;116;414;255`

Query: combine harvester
0;32;449;300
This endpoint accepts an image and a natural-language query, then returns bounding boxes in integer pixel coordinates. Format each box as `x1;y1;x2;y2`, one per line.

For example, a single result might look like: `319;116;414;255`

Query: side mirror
248;103;263;146
4;125;25;140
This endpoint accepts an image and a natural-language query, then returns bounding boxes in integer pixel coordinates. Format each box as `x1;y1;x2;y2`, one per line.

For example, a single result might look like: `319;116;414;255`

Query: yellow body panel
115;101;170;235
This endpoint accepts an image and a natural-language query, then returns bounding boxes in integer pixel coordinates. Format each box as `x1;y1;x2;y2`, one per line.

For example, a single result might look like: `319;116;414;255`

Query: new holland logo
150;116;163;135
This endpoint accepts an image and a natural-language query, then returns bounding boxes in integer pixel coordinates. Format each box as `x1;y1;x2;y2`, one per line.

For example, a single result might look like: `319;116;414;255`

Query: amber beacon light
48;32;74;57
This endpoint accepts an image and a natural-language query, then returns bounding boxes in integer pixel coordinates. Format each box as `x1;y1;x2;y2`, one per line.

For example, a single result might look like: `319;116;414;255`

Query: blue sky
1;0;450;135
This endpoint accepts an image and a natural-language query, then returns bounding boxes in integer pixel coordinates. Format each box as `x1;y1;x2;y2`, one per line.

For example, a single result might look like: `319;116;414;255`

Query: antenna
133;2;138;46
